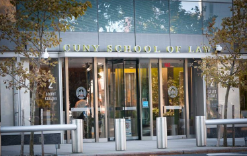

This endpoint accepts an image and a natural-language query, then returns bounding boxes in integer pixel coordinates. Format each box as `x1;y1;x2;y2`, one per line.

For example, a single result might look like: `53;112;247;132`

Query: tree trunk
223;84;231;147
30;82;37;155
21;134;24;156
21;110;24;156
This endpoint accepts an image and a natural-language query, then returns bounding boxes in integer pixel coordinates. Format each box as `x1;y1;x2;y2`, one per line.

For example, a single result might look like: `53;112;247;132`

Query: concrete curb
90;147;247;156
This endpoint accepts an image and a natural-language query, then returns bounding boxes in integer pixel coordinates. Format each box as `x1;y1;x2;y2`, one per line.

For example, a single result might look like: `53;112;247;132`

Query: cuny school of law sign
63;44;212;53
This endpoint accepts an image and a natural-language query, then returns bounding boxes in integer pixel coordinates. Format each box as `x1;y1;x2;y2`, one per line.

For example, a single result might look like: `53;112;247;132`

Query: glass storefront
52;57;222;142
2;56;246;143
59;57;246;142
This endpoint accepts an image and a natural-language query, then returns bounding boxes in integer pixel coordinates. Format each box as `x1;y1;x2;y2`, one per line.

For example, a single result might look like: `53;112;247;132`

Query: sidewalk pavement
2;138;247;156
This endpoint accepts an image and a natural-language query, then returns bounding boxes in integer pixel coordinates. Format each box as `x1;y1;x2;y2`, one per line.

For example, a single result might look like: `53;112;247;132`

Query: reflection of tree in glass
170;1;203;34
202;3;232;34
60;0;97;32
34;59;58;124
98;0;133;32
135;0;169;33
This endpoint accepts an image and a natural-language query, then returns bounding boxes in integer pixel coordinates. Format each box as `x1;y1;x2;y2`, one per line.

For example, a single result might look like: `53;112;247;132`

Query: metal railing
205;119;247;125
1;124;77;133
206;118;247;147
0;119;83;154
196;116;247;147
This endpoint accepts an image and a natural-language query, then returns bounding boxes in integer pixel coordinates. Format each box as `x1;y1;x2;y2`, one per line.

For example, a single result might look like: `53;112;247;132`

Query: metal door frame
106;59;140;141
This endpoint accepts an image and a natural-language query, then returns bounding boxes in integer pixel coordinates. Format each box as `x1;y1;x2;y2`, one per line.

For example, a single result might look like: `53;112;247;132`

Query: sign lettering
62;44;211;53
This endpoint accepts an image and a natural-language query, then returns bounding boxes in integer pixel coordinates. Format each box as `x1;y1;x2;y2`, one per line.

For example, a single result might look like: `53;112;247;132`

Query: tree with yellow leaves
199;0;247;147
0;0;91;155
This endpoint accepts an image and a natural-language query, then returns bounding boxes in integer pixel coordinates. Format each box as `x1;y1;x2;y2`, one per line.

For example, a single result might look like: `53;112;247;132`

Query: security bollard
115;118;126;151
156;117;167;149
72;119;83;153
195;116;206;147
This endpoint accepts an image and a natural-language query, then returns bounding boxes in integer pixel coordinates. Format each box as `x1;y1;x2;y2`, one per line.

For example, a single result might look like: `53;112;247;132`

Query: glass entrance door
68;58;94;140
162;59;185;136
107;60;140;140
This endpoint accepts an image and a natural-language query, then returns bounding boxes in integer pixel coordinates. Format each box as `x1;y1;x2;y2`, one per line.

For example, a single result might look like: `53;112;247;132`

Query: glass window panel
151;60;159;136
135;0;169;34
162;59;185;135
106;60;124;139
69;58;94;139
97;58;106;138
106;60;139;140
203;0;232;2
203;2;232;33
206;78;219;119
170;1;203;34
61;0;97;32
124;61;138;138
98;0;134;32
34;58;60;125
188;60;194;135
106;61;114;139
171;0;202;1
140;59;150;136
17;3;57;31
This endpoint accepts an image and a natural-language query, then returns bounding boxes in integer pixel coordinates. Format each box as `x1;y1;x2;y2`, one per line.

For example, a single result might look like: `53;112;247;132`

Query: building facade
1;0;247;144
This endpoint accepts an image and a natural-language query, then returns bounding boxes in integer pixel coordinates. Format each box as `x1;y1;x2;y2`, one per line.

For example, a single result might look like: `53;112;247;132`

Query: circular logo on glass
76;87;86;99
168;86;178;98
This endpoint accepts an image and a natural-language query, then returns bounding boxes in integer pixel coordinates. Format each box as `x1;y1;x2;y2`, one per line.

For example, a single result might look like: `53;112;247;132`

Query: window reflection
151;60;159;136
97;59;106;138
135;0;169;34
206;77;218;119
69;58;94;139
35;58;60;125
60;0;97;32
203;2;232;33
98;0;134;32
162;59;185;136
140;60;150;136
170;1;203;34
